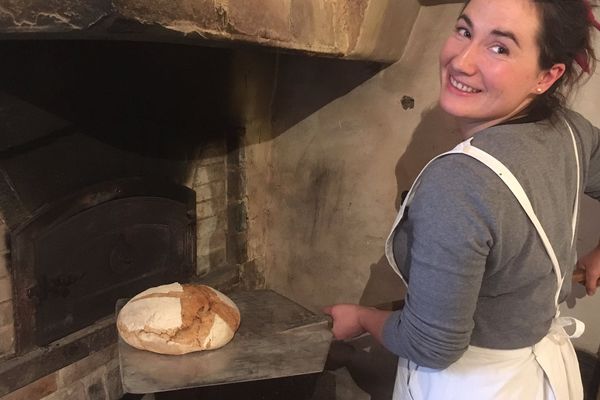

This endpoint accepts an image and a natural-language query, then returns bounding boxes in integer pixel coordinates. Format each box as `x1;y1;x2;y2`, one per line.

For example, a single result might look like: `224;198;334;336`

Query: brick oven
0;38;251;399
0;1;423;399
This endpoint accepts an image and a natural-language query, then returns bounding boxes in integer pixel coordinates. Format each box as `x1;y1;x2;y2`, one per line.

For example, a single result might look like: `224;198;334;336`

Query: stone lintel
0;0;421;63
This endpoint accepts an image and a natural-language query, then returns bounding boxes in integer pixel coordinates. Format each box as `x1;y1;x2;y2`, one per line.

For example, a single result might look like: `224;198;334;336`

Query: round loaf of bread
117;282;240;355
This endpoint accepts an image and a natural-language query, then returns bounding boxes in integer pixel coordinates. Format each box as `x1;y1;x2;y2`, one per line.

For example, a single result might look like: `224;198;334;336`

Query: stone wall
0;216;14;358
191;141;230;277
0;345;121;400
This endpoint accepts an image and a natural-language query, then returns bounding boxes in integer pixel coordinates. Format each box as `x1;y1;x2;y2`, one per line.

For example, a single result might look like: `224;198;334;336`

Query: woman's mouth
449;75;481;94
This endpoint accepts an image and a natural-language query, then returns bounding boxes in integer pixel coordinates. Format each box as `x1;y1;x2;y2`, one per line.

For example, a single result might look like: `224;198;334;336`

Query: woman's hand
576;243;600;296
322;304;367;340
323;304;392;343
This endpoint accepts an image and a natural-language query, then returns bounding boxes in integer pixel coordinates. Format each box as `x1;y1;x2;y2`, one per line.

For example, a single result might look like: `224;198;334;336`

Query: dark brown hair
463;0;597;118
533;0;597;116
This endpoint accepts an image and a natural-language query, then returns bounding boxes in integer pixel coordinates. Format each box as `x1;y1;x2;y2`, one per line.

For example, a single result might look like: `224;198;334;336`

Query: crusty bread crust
117;283;240;355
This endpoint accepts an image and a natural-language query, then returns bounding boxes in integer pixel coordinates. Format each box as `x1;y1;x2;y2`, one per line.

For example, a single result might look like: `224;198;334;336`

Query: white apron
384;119;585;400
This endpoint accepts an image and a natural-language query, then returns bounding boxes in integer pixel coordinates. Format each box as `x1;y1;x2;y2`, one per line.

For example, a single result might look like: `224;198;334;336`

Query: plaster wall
247;3;600;354
251;3;461;310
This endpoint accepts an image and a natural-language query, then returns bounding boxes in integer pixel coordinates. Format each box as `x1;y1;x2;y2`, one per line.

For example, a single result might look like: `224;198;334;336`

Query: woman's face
439;0;550;131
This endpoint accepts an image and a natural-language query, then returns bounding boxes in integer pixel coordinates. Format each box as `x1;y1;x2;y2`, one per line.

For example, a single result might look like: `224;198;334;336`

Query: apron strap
449;140;585;338
563;118;581;249
457;143;565;310
556;316;586;339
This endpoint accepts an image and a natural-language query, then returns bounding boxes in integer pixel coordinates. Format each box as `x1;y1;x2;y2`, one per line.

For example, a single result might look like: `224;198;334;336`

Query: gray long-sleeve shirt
382;109;600;369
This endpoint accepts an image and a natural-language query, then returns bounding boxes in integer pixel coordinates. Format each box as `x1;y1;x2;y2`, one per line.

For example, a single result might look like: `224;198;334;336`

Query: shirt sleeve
569;110;600;200
584;124;600;200
382;155;495;369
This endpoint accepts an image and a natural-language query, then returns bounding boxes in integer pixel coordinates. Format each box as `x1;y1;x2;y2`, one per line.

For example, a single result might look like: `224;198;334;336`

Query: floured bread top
120;283;185;332
117;282;240;355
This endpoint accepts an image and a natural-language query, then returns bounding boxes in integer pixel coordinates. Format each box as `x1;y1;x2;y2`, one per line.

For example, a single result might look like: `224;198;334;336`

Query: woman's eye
491;45;509;55
456;27;471;38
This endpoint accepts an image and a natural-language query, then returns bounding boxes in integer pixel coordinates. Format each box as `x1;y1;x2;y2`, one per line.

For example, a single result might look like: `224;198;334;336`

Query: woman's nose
452;44;478;75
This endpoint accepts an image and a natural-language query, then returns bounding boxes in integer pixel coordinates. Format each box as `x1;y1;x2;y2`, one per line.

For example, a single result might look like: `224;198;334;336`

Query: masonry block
0;373;57;400
0;0;112;31
0;277;11;303
228;202;248;233
195;181;226;203
226;0;292;42
0;222;7;255
0;324;14;355
197;215;219;238
0;254;8;280
104;359;123;400
81;367;108;400
196;247;227;275
290;0;336;47
197;229;226;257
57;345;117;387
0;300;13;326
226;231;248;266
41;382;86;400
86;382;106;400
240;259;266;290
197;142;227;166
196;200;226;220
193;163;226;188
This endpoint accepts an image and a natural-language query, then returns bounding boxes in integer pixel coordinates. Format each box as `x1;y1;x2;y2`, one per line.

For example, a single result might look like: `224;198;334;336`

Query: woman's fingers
572;267;586;284
575;245;600;296
585;268;600;296
321;304;366;340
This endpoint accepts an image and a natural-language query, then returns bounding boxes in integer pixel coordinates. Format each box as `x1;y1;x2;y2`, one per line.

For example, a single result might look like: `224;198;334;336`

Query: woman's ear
534;63;566;94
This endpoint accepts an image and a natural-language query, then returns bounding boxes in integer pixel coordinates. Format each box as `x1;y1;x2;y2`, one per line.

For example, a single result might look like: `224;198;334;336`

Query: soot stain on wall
307;161;345;245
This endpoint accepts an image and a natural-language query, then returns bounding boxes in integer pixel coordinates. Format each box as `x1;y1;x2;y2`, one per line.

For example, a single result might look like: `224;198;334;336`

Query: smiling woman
324;0;600;399
438;0;576;138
